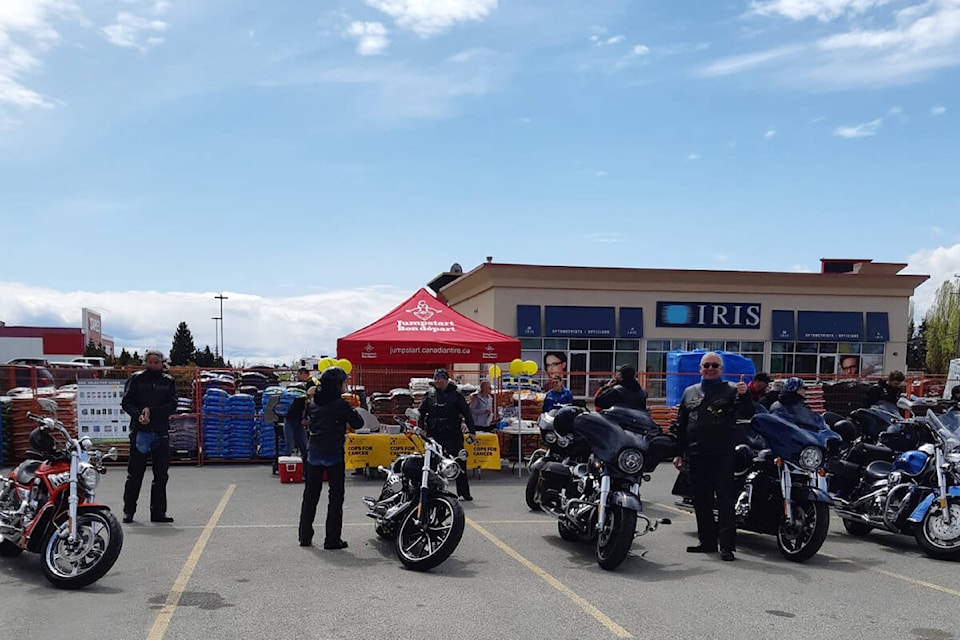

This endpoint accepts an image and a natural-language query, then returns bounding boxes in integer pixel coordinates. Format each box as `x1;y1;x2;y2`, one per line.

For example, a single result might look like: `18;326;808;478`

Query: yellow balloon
522;360;539;376
488;364;502;379
336;358;353;375
317;358;333;372
509;358;524;376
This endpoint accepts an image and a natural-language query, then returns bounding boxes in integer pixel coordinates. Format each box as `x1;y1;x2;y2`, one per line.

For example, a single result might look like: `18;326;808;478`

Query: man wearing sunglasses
672;352;753;561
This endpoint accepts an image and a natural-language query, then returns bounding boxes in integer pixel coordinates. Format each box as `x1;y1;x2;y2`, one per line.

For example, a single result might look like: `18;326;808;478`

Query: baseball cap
433;368;449;380
754;372;772;383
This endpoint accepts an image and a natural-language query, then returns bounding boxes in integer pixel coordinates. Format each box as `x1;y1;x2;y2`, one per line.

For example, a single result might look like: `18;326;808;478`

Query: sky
1;0;959;364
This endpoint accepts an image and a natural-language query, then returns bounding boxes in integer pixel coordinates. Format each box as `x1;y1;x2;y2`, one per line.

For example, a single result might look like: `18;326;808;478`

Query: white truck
945;357;960;399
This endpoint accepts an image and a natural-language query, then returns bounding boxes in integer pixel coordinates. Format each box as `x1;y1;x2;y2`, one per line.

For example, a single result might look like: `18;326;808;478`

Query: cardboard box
278;456;303;483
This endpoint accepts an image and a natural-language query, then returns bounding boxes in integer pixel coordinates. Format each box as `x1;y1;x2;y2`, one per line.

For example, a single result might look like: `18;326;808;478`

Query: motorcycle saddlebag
540;461;573;493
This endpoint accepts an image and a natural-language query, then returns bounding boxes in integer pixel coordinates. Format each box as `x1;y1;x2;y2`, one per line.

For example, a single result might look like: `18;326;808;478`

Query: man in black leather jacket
595;365;648;410
865;370;905;407
120;350;178;524
672;352;753;561
418;369;476;501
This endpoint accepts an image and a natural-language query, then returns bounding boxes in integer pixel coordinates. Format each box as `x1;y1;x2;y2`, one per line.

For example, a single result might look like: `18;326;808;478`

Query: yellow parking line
146;485;236;640
467;517;634;639
651;500;960;600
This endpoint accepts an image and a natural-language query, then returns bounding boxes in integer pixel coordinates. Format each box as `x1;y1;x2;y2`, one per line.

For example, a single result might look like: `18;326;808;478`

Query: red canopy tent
337;288;520;364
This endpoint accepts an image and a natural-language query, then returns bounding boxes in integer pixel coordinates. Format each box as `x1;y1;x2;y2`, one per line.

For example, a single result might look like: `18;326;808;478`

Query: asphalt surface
2;461;959;640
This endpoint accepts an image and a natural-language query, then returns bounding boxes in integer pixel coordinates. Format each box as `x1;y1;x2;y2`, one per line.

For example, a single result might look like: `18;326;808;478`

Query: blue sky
1;0;959;362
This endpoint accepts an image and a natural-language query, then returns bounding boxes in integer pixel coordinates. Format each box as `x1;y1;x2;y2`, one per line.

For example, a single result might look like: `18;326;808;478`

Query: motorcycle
525;408;592;511
362;415;467;572
536;406;674;570
0;398;123;589
829;406;960;560
673;413;840;562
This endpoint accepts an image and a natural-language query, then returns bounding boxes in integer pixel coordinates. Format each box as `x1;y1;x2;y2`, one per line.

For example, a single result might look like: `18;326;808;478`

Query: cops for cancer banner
345;433;500;470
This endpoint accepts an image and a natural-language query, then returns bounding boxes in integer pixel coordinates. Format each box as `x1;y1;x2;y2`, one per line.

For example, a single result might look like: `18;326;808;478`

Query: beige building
433;259;928;399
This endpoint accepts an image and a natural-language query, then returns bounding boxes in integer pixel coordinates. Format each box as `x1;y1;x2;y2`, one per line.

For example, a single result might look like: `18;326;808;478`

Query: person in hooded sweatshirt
770;377;827;431
121;350;178;524
299;366;363;549
595;365;648;410
672;352;754;561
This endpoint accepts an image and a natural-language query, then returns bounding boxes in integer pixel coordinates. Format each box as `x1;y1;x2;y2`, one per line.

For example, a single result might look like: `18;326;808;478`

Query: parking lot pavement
2;462;959;640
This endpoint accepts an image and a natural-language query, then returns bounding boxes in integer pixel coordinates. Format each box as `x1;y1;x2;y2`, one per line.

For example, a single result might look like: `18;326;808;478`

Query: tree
907;318;928;372
116;348;134;366
169;322;198;366
131;351;143;365
85;340;109;358
924;279;960;374
194;345;216;367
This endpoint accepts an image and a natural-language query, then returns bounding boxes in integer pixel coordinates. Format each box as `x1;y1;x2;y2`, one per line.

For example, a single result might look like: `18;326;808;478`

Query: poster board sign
77;379;129;441
344;433;500;470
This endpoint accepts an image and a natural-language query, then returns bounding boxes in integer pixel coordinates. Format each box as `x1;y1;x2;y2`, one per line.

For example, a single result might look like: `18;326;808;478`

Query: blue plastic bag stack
201;388;230;458
224;393;256;459
256;387;284;458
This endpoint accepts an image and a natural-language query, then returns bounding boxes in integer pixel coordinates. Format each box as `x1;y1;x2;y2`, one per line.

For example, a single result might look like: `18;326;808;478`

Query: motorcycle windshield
571;412;647;463
926;409;960;453
750;413;838;462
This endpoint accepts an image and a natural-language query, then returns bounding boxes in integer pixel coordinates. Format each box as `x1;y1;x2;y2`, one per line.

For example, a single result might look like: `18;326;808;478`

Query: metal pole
215;294;229;361
211;317;220;358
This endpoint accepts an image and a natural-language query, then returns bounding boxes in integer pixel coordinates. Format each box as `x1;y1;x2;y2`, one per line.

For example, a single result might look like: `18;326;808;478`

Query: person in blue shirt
543;375;574;412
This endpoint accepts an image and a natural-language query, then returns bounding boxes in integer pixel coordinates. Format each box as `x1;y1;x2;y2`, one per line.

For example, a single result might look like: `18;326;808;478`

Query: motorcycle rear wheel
42;510;123;589
525;472;542;511
395;495;465;572
596;506;637;571
0;539;22;557
914;498;960;561
777;501;829;563
841;519;873;536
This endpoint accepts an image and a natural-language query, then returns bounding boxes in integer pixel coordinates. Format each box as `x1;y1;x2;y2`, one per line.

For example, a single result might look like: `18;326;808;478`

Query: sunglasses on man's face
701;362;721;369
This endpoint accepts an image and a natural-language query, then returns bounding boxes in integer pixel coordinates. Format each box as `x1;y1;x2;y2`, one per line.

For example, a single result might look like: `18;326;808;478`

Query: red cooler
278;456;303;483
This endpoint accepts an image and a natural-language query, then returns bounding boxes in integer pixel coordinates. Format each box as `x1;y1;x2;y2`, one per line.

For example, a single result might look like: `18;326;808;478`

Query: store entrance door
818;355;837;381
569;351;588;398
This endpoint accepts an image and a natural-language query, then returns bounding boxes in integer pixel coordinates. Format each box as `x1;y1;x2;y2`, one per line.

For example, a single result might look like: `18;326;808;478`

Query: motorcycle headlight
555;434;570;448
617;448;644;475
798;446;824;471
543;431;557;444
439;459;461;480
79;464;100;491
80;437;94;451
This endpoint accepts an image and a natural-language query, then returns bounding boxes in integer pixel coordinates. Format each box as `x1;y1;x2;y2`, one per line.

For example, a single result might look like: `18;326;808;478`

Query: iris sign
656;302;761;330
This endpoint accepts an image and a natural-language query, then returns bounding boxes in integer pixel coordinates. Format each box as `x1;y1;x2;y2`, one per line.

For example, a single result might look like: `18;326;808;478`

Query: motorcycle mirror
37;397;58;414
457;449;468;461
405;408;420;421
104;447;118;462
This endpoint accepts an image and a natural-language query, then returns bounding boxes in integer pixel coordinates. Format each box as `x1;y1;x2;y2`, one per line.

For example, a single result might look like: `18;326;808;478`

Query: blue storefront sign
865;312;890;342
516;305;541;337
771;310;796;340
655;302;761;329
544;306;616;337
619;308;644;338
797;311;863;341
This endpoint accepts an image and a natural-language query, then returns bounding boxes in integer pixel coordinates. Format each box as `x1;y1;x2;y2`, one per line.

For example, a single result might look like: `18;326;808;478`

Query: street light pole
215;294;229;361
211;317;221;358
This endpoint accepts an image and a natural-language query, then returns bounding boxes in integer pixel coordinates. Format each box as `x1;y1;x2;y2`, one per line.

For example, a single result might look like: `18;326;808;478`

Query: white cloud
447;47;497;63
698;45;804;76
365;0;497;37
586;232;623;243
0;282;409;364
791;264;815;272
632;44;650;56
345;21;389;56
606;35;625;45
833;117;883;138
888;105;902;115
101;11;167;51
903;243;960;320
810;116;827;123
751;0;892;22
594;170;608;177
688;153;701;160
518;116;531;124
764;128;777;138
0;0;81;112
932;104;947;115
716;254;729;262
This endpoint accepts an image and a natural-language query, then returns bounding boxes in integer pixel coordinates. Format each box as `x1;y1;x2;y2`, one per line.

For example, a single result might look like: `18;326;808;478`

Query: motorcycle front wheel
914;497;960;560
395;495;465;572
525;471;542;511
596;505;637;570
42;510;123;589
777;501;829;563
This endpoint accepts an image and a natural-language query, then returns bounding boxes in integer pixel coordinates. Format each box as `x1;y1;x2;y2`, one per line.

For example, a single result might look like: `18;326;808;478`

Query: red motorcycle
0;398;123;589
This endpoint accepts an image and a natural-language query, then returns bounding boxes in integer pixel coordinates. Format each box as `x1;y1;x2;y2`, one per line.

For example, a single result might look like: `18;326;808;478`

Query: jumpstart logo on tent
482;344;498;360
362;343;378;359
398;300;457;333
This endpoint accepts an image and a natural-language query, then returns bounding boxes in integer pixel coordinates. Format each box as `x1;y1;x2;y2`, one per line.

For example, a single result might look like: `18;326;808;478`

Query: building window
768;342;884;378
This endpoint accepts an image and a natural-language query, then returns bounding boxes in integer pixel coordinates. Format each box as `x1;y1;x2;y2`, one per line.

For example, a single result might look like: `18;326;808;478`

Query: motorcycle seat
15;459;42;485
864;460;894;482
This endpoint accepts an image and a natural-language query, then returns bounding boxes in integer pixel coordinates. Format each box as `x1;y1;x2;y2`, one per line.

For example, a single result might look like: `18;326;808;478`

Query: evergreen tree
131;351;143;366
194;345;215;367
169;322;198;366
117;348;133;366
907;318;928;372
85;340;109;358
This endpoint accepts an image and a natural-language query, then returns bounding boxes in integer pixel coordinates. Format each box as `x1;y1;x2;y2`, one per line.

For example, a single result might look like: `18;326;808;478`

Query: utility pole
211;316;221;358
215;294;229;362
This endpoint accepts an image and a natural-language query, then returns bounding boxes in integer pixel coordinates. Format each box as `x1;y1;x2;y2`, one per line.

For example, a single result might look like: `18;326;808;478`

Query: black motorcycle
362;422;467;571
829;406;960;560
674;413;840;562
526;409;592;511
535;406;675;570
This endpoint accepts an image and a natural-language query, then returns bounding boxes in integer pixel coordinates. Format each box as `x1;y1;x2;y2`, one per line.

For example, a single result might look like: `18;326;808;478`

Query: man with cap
284;367;316;457
418;369;477;501
748;372;775;411
595;365;648;410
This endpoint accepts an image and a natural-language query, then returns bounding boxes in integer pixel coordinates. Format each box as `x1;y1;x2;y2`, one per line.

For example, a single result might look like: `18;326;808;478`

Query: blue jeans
283;416;308;456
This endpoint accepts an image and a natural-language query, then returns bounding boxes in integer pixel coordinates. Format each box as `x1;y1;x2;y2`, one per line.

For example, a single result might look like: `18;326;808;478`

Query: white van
73;357;107;367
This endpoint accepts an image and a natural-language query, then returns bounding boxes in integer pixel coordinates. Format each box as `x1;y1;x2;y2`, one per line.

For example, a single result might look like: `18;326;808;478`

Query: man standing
595;365;648;410
418;369;477;501
121;350;178;524
284;367;316;456
672;352;754;561
748;372;774;410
